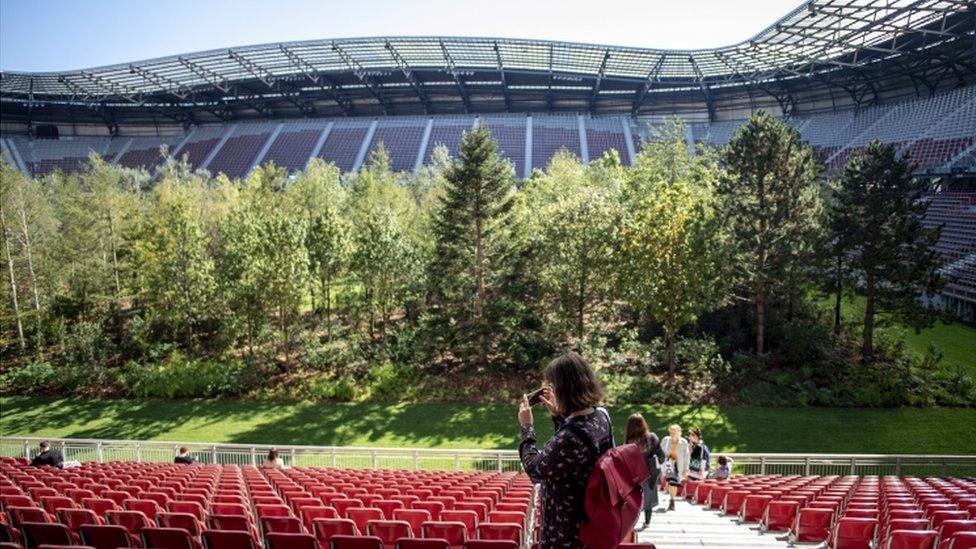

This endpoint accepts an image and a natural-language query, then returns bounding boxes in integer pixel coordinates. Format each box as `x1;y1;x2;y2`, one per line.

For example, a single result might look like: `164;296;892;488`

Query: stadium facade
0;0;974;320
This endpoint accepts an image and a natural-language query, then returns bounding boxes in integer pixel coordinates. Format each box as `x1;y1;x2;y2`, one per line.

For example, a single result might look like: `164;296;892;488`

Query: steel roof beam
278;45;355;116
441;40;471;112
588;50;611;113
494;42;511;111
178;56;230;93
331;41;392;114
632;55;666;114
385;41;431;113
128;64;191;99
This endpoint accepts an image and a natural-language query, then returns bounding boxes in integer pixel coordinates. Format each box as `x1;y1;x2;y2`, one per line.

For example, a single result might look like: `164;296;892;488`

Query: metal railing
2;436;975;477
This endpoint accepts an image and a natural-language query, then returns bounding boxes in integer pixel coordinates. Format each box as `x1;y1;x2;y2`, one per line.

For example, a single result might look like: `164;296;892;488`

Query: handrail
2;436;975;476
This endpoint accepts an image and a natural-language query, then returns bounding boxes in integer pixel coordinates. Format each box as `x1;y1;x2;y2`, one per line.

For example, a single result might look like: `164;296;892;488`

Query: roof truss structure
2;0;973;124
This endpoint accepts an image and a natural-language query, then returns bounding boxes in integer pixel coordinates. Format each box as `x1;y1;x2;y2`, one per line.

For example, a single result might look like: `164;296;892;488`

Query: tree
720;110;823;356
429;125;518;367
619;121;731;376
833;140;943;362
127;172;216;348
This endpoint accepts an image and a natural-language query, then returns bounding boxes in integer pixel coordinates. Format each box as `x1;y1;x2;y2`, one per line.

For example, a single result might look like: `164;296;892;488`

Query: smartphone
527;388;546;406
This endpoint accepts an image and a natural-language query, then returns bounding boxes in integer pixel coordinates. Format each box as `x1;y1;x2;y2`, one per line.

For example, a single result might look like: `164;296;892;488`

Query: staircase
638;496;791;549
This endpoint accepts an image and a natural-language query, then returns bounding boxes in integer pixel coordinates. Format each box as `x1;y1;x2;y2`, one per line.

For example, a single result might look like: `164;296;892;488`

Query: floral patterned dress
519;411;613;549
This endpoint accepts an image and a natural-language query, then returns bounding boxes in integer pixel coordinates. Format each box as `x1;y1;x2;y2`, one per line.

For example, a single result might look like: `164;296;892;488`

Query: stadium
1;0;976;548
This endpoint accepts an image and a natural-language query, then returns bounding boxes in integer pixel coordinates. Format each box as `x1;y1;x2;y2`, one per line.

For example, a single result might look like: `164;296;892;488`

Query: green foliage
122;350;255;399
832;140;944;361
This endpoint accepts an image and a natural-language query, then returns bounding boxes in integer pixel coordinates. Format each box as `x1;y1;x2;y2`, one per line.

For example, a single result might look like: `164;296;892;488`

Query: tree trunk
666;323;676;379
474;216;487;369
833;254;843;335
863;274;876;363
106;211;121;298
322;272;332;339
15;185;41;315
0;203;26;350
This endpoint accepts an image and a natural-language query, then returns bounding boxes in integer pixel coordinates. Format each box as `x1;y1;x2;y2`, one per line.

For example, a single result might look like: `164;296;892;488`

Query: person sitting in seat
174;446;197;464
30;441;64;468
708;455;734;479
262;449;284;468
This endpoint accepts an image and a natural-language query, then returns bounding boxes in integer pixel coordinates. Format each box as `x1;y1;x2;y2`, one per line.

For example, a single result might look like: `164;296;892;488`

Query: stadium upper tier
1;0;973;123
3;85;975;179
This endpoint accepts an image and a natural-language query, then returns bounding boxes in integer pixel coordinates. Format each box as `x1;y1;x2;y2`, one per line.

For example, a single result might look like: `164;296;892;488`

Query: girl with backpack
518;352;613;549
659;424;689;511
625;413;665;530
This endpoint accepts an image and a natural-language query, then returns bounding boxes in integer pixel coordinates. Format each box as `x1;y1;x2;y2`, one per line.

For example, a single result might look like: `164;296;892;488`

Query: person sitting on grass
30;441;64;468
174;446;197;464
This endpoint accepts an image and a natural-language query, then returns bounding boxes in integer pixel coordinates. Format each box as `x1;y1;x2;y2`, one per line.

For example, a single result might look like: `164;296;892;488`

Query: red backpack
564;412;650;549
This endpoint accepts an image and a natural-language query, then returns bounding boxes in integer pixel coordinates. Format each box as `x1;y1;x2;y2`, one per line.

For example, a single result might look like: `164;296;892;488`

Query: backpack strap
596;406;615;447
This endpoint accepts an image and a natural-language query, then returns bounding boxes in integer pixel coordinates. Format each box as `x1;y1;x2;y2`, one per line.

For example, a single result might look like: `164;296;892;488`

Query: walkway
637;496;793;549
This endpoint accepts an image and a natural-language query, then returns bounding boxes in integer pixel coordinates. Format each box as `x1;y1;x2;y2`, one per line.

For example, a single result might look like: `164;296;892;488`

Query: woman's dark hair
717;455;728;466
625;413;651;453
267;449;278;461
690;427;703;440
179;446;188;454
545;351;605;415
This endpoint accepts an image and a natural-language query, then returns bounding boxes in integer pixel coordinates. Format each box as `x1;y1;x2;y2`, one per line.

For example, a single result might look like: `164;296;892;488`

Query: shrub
122;351;255;398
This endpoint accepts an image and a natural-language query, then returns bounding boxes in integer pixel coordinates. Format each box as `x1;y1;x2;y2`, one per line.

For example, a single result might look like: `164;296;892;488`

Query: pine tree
428;124;517;368
720;110;823;356
834;140;943;362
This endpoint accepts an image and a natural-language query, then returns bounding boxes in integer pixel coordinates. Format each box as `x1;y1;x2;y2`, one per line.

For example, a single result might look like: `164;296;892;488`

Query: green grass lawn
2;396;974;455
824;295;976;375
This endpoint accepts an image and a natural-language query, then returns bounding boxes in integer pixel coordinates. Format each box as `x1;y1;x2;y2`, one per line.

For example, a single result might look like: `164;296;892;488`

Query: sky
1;0;803;72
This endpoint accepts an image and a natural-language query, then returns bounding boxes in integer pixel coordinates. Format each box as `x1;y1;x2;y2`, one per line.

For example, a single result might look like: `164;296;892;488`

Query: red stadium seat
265;532;319;549
21;522;74;547
142;526;203;549
463;541;517;549
439;512;477;537
397;539;449;549
59;508;104;536
261;516;305;535
82;499;118;519
474;523;521;544
331;535;384;549
393;510;431;538
375;501;405;521
301;507;338;530
312;518;358;545
106;510;154;538
80;524;136;549
347;509;384;535
884;530;939;549
830;517;878;549
763;501;799;533
202;529;259;549
422;522;467;549
367;520;412;548
158;512;204;537
740;495;773;523
940;523;976;549
945;532;976;549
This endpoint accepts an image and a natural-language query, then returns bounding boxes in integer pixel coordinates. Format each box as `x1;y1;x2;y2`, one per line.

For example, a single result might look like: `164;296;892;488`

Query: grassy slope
828;295;976;375
2;397;974;455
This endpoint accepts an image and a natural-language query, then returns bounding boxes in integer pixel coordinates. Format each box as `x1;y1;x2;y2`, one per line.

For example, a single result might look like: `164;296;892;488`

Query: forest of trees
0;114;967;407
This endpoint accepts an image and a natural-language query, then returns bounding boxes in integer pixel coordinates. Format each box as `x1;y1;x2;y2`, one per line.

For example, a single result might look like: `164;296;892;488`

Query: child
708;455;733;479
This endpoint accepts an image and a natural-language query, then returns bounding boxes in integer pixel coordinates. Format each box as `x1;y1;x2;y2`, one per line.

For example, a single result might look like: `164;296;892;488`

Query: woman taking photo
660;424;689;511
687;427;710;481
518;352;612;549
625;413;665;530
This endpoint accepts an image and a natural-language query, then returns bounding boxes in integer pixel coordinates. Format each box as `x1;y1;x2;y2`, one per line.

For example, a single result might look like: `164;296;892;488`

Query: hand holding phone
527;388;546;406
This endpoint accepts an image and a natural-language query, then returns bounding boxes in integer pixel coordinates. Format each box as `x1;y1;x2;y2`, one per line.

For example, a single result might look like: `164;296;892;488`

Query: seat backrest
80;523;134;549
143;526;196;549
331;534;384;549
209;514;251;532
58;508;101;532
123;499;161;520
203;529;258;549
262;516;305;535
210;503;249;518
347;509;384;533
940;521;976;540
475;523;521;543
8;506;51;527
302;506;338;527
22;521;73;547
946;531;976;549
884;529;939;549
397;539;450;549
367;520;412;545
463;541;518;549
422;522;467;546
265;532;319;549
168;500;206;520
256;504;293;518
158;512;202;536
312;518;358;542
414;502;444;521
106;510;151;534
439;511;477;535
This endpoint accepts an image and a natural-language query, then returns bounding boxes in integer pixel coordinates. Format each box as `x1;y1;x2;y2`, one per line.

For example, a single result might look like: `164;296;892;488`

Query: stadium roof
1;0;973;126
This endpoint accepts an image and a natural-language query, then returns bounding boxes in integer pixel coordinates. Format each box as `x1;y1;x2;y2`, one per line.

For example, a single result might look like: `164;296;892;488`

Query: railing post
760;456;766;475
412;450;419;471
941;459;948;477
454;452;461;471
804;457;811;476
96;442;104;463
331;448;337;468
135;443;141;463
371;450;378;469
895;457;902;477
250;447;257;466
850;457;856;475
23;439;29;459
291;448;297;468
212;445;218;464
60;440;66;461
497;453;503;473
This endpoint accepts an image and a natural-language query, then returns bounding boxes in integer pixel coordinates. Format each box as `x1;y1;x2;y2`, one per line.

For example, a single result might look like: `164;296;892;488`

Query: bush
0;359;101;395
122;351;256;398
